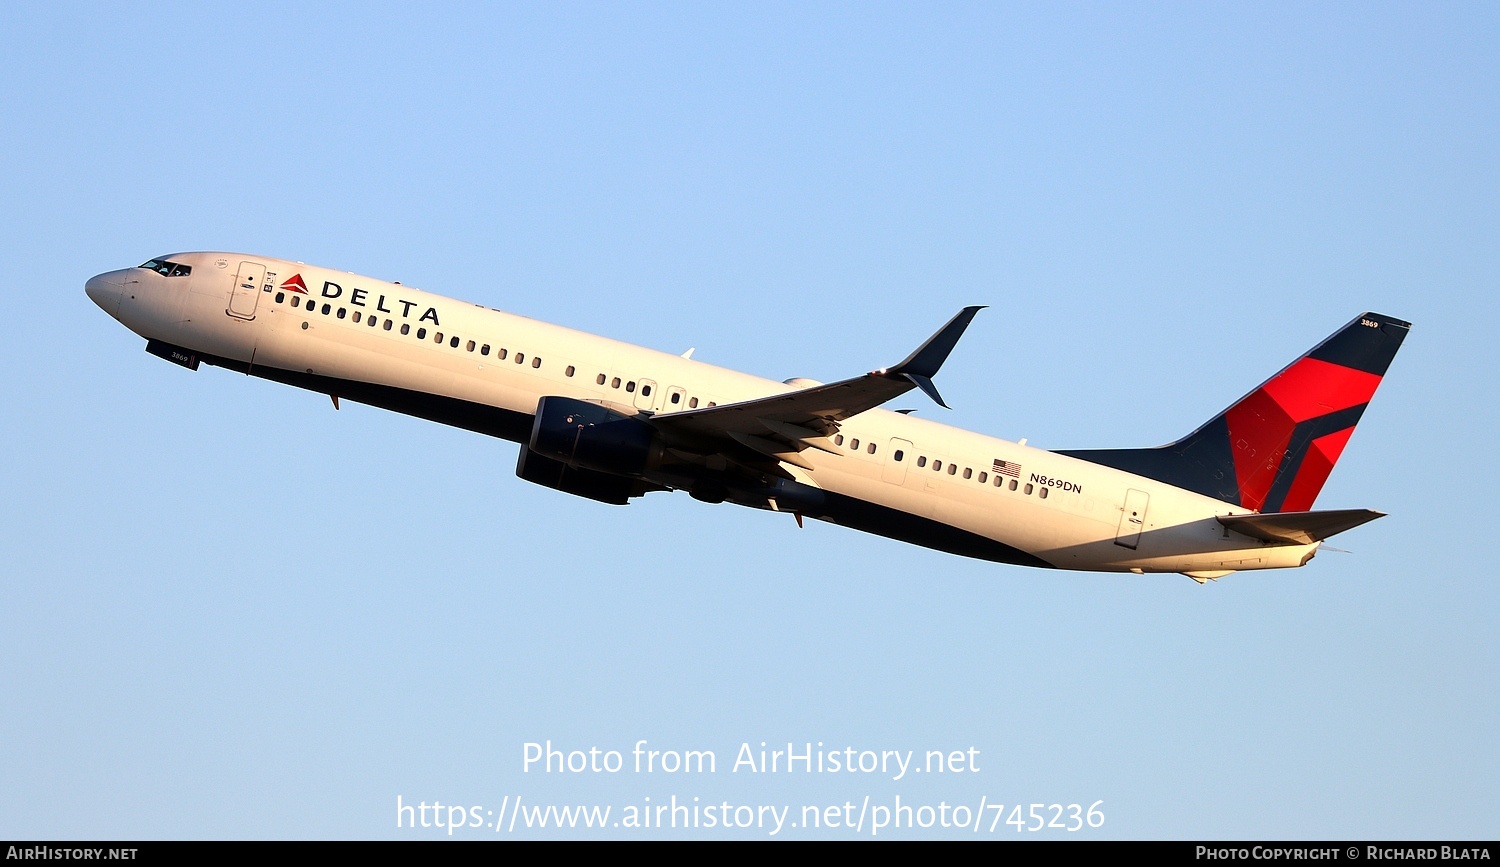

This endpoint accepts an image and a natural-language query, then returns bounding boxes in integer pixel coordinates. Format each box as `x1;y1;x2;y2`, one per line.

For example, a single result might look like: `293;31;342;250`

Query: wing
647;306;983;473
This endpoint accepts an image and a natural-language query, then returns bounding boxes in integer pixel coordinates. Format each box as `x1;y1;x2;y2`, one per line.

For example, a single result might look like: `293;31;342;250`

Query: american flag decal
992;459;1020;478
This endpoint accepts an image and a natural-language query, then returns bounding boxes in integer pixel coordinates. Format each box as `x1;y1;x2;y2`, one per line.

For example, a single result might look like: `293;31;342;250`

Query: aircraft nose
85;270;126;317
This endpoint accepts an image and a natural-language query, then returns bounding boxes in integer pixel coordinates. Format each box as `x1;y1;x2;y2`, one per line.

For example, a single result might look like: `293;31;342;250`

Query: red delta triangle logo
280;274;309;294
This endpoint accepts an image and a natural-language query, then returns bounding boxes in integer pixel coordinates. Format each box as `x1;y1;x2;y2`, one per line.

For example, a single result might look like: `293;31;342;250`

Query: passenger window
368;316;377;327
321;303;331;315
894;449;904;461
515;353;524;364
707;402;716;407
435;332;444;343
641;383;650;396
835;435;844;446
978;472;987;484
948;464;957;475
597;374;607;385
689;397;699;408
481;344;490;355
450;336;460;348
1039;487;1048;499
498;349;508;360
337;308;346;319
383;320;392;331
352;311;361;323
1009;479;1018;491
417;328;426;339
533;357;542;368
868;443;877;455
466;340;475;351
670;392;680;404
611;377;621;388
1024;483;1034;495
291;296;300;308
566;365;575;377
933;461;942;472
963;467;972;479
625;381;636;393
917;456;926;467
276;292;285;304
850;438;860;450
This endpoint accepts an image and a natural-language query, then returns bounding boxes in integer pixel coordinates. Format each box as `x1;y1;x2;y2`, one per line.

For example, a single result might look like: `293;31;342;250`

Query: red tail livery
1058;313;1410;513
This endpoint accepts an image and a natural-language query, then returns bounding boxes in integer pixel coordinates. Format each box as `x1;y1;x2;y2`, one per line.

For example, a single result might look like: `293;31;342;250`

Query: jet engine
526;396;665;478
515;447;651;505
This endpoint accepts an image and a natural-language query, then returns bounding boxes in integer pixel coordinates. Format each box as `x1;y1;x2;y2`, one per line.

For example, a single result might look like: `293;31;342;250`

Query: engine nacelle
515;447;647;505
528;396;663;478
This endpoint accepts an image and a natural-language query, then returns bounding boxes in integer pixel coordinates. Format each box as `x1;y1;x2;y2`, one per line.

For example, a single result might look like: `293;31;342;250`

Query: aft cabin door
227;261;265;320
1115;489;1150;549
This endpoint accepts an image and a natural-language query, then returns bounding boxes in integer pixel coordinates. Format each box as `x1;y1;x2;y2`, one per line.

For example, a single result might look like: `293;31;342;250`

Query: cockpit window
138;259;191;277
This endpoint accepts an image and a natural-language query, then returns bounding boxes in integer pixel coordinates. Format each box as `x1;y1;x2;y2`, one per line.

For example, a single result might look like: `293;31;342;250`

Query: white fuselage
86;252;1316;576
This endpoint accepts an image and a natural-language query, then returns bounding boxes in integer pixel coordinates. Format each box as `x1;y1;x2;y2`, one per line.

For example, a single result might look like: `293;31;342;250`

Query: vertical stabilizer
1057;313;1410;511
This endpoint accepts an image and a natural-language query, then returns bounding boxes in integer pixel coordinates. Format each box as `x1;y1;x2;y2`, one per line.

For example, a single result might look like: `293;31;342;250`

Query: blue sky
2;2;1495;839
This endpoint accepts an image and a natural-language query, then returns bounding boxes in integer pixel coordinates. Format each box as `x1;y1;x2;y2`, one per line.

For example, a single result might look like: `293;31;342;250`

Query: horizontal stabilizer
1217;509;1385;545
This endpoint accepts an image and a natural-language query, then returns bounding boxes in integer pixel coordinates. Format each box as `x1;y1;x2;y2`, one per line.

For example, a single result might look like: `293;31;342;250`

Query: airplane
85;253;1409;582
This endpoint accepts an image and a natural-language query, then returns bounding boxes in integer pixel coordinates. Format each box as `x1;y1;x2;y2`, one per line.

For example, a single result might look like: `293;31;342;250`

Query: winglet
889;306;985;378
900;372;949;409
883;306;984;408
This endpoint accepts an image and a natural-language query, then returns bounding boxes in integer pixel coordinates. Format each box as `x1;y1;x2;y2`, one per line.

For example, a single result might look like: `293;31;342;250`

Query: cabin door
1115;489;1150;549
227;261;264;320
